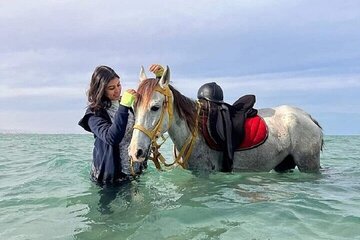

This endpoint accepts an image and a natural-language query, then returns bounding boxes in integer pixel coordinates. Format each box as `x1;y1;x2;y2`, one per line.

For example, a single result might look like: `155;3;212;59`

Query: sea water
0;134;359;240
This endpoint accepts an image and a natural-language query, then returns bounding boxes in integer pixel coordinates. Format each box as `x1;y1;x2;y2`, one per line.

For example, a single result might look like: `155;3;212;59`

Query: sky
0;0;359;135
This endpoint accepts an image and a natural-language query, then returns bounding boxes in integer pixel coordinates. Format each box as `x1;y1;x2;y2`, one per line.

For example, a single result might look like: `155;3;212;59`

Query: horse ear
139;65;147;82
159;66;170;89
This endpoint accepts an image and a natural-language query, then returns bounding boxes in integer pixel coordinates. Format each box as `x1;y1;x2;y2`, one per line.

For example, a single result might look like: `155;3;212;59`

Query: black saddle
199;95;257;172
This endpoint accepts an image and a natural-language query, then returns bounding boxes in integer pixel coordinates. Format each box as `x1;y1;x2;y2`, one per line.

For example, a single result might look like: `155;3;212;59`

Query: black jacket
79;105;131;185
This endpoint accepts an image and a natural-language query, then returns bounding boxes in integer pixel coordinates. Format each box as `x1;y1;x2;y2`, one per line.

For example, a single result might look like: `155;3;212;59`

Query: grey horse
129;66;323;173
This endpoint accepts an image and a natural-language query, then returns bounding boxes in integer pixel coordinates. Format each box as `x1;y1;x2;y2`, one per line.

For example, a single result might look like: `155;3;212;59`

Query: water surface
0;134;359;240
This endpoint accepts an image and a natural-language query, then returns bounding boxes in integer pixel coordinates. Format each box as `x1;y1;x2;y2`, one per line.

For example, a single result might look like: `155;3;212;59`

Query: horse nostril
136;149;143;158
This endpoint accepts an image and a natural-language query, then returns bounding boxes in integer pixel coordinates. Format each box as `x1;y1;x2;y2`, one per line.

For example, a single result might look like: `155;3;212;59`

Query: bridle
131;84;200;172
133;85;173;139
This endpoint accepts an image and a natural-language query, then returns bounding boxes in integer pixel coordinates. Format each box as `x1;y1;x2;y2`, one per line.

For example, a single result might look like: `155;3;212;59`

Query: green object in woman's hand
120;91;135;108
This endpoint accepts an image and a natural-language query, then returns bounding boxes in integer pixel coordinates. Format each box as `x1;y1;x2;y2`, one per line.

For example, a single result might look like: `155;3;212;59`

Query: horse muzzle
129;144;149;163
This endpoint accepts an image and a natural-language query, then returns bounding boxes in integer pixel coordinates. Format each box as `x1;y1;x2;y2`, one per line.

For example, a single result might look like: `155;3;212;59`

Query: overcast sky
0;0;359;135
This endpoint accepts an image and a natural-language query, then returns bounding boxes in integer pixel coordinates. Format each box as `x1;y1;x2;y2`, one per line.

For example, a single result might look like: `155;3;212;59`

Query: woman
79;64;164;185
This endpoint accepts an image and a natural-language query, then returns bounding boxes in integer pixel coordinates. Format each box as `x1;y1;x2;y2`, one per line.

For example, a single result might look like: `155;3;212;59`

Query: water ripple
1;134;360;240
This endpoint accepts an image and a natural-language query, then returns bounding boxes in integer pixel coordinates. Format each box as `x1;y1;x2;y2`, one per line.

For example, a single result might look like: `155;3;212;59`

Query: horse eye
150;106;160;111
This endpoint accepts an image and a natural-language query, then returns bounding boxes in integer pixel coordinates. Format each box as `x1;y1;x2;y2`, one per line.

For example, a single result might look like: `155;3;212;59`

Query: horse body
129;67;323;173
167;105;322;172
234;106;322;172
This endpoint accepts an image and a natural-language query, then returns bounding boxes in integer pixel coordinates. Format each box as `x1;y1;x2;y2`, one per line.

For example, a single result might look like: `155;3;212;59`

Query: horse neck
168;108;192;148
167;89;197;149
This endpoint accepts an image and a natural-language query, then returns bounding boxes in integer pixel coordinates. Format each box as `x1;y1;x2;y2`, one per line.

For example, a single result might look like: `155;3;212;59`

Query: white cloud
2;0;359;48
1;71;359;99
1;0;360;134
172;72;360;95
0;85;85;98
221;74;360;92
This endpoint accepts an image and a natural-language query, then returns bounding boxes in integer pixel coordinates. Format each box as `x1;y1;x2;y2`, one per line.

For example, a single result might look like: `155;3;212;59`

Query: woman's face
105;77;121;101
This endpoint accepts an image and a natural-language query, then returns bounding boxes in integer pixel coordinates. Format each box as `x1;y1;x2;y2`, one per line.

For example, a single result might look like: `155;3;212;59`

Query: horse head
129;66;174;162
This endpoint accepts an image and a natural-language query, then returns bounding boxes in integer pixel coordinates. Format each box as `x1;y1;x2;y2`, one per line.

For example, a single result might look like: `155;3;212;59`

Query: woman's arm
88;106;129;145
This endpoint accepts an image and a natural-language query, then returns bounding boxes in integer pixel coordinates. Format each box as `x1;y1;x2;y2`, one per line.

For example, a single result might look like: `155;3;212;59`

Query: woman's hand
120;89;137;108
149;64;164;78
126;89;137;96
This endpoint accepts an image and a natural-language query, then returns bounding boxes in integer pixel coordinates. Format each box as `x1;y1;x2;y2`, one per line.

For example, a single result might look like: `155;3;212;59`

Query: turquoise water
0;134;359;240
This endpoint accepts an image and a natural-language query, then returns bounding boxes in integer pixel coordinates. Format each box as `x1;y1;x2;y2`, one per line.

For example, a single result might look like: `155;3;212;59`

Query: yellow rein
132;85;200;171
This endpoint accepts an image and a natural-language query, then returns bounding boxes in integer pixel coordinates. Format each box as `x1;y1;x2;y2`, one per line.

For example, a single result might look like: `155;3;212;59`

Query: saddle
199;95;268;171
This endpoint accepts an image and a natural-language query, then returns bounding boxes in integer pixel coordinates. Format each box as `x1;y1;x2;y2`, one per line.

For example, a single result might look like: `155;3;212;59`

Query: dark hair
87;65;119;111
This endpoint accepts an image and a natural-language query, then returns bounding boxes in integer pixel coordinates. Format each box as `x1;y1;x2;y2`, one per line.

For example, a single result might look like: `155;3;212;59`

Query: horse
129;66;323;173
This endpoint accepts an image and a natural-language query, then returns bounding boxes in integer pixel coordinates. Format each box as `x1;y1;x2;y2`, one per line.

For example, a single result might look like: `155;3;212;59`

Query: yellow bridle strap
154;85;173;128
133;86;170;139
133;124;156;139
148;135;174;168
131;84;174;171
131;85;200;171
133;85;174;140
133;105;165;140
173;100;201;168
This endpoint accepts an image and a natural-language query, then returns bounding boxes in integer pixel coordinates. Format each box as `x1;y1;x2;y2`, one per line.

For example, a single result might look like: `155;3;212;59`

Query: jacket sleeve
88;105;130;145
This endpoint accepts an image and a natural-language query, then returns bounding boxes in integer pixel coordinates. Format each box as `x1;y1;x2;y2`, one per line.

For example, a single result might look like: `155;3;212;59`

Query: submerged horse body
129;67;323;173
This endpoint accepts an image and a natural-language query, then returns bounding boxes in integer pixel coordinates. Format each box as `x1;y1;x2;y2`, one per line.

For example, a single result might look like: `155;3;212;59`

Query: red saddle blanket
201;115;268;151
237;115;268;150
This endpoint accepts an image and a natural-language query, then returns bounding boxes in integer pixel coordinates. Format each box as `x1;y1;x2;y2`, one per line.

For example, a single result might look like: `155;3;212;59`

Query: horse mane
169;85;197;132
136;78;197;132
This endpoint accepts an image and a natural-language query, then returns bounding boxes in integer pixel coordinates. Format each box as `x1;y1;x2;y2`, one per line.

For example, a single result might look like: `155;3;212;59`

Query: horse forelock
135;78;197;132
135;78;159;109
